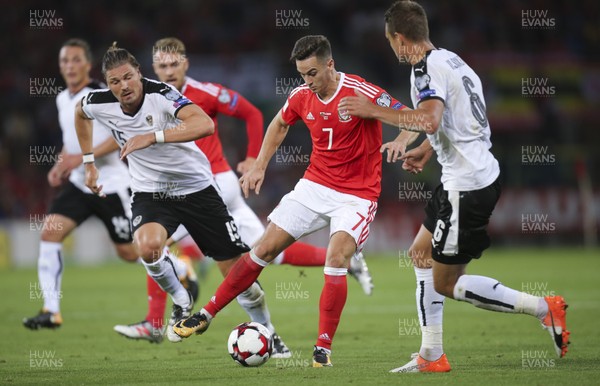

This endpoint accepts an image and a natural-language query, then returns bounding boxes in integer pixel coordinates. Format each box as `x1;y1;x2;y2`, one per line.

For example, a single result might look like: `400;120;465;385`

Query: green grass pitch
1;248;599;385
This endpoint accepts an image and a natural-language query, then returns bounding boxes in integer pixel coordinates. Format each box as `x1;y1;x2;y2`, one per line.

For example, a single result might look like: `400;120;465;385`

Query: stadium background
1;0;598;267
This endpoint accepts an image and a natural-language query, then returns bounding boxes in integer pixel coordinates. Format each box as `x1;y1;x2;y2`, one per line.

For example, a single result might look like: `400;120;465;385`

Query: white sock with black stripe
453;275;548;319
143;251;190;308
414;267;445;361
165;247;188;279
38;241;63;313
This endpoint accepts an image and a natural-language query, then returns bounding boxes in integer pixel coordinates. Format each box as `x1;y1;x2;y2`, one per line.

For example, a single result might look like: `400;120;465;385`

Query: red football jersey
280;73;405;201
182;77;263;174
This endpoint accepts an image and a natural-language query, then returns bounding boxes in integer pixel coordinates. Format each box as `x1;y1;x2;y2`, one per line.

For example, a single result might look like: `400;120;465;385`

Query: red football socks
204;253;265;317
316;273;348;350
145;274;167;328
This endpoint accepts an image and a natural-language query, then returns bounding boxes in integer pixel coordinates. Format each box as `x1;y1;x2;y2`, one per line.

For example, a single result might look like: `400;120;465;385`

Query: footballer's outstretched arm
339;90;444;134
74;101;128;159
254;111;290;169
92;137;120;158
120;104;214;159
170;103;215;142
399;139;434;174
53;137;120;186
75;100;94;156
381;131;422;163
382;99;443;134
215;90;264;174
47;147;68;187
74;99;104;196
240;111;290;198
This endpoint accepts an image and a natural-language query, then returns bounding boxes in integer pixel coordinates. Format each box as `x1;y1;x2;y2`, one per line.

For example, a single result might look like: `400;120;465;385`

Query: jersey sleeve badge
376;92;392;107
415;73;437;100
164;89;181;101
414;74;431;91
217;89;231;104
161;86;192;109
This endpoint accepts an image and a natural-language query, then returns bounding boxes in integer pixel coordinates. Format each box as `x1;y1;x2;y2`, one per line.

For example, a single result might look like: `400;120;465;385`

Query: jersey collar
316;72;344;105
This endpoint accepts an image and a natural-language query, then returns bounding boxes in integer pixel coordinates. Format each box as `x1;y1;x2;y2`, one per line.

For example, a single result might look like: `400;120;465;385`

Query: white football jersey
410;48;500;191
56;81;129;194
81;78;214;195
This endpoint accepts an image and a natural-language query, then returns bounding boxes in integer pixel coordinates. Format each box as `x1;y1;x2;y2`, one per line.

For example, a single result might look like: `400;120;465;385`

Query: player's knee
40;230;62;243
325;251;347;269
40;222;67;242
115;244;138;262
136;240;163;262
408;244;432;268
252;242;280;262
134;230;166;262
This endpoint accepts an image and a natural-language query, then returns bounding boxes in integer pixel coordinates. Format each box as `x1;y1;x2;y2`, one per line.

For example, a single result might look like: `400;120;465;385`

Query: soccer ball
227;322;273;367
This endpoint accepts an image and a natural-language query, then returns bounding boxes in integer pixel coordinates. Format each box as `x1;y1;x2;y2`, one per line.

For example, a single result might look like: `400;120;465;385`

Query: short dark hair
385;0;429;42
289;35;332;62
61;38;92;63
101;42;140;76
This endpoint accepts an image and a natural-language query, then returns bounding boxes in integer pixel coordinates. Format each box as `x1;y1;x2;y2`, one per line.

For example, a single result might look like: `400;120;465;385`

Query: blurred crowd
1;0;598;218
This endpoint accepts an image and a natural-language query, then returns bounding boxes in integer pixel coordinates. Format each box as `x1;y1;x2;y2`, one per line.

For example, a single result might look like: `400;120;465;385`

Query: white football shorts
268;178;377;252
